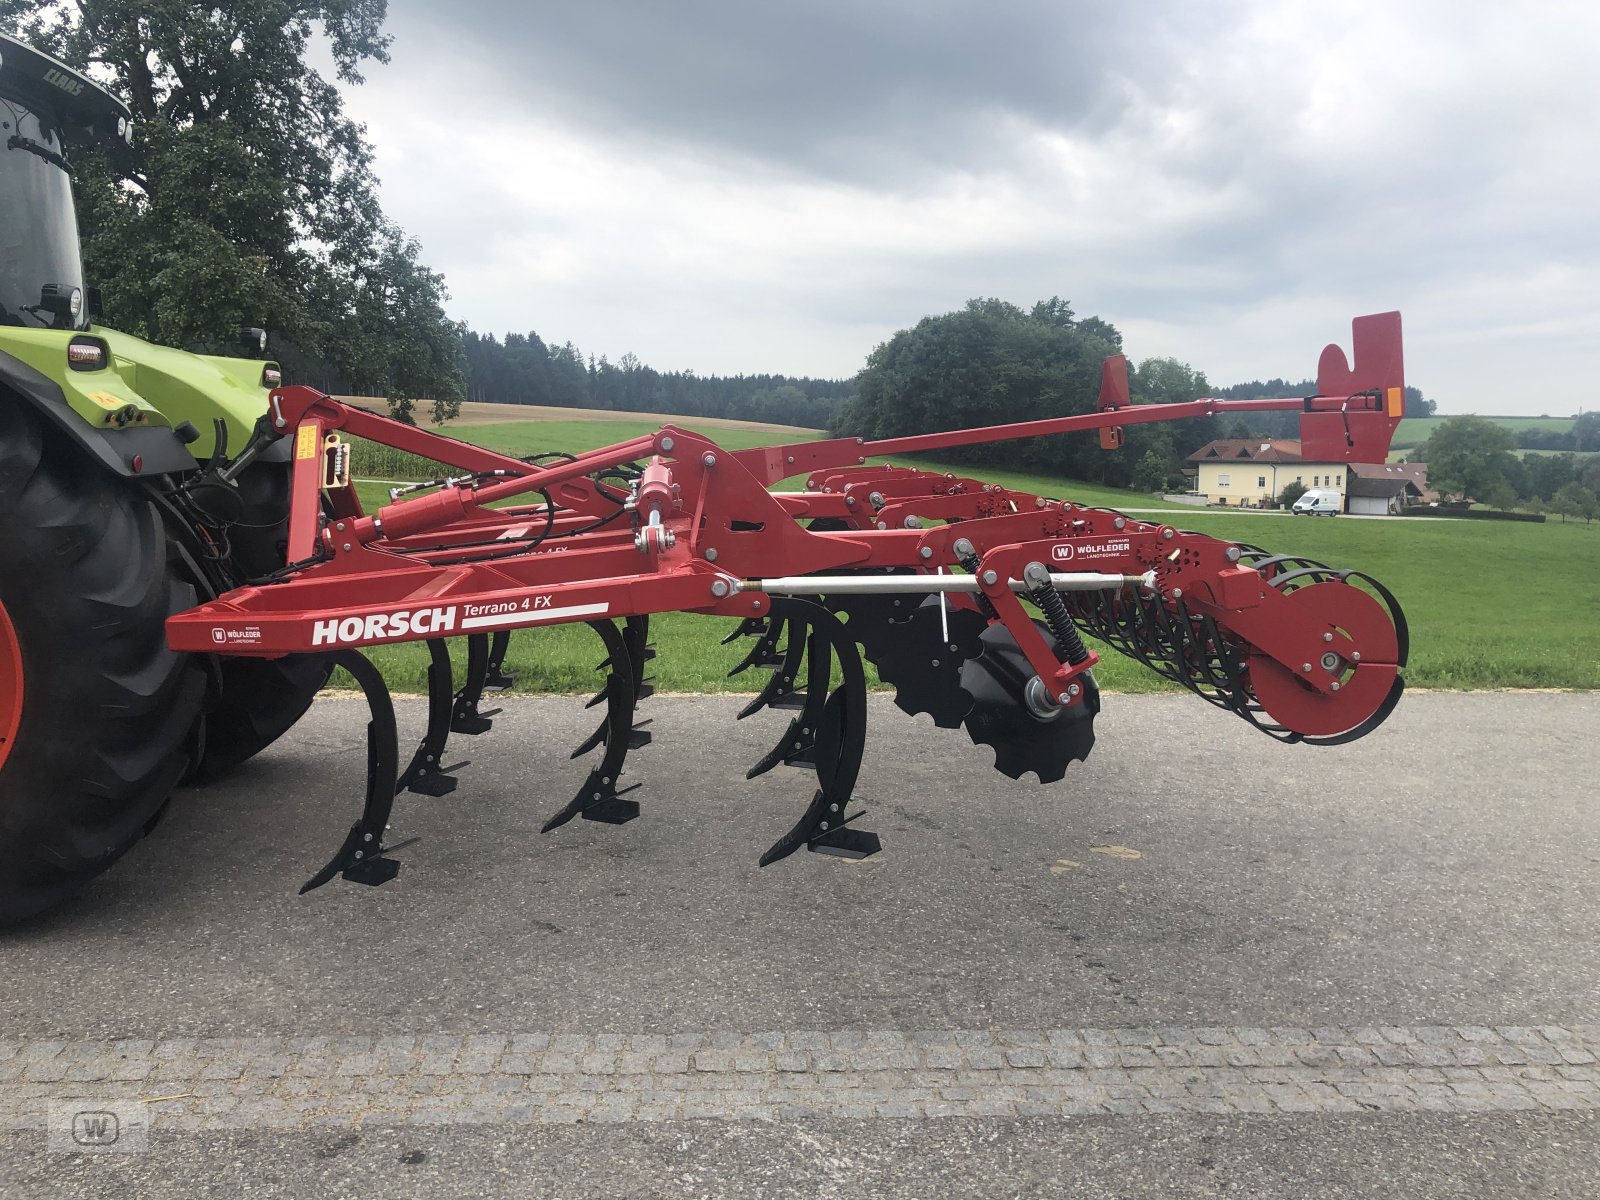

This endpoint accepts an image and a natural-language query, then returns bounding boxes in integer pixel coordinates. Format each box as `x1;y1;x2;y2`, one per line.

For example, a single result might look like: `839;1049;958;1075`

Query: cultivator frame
167;312;1410;890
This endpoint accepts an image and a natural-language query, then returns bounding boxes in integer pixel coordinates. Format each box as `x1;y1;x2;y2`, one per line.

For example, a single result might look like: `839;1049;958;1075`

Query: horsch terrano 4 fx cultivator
166;313;1411;893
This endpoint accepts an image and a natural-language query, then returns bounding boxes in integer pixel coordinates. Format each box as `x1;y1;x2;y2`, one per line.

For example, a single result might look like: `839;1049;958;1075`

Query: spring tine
576;617;655;751
484;630;515;690
544;620;641;831
570;723;607;759
399;638;461;796
757;788;832;867
757;600;877;866
452;634;500;734
622;617;653;691
301;650;404;893
727;620;786;677
745;619;826;778
737;616;807;719
721;616;768;646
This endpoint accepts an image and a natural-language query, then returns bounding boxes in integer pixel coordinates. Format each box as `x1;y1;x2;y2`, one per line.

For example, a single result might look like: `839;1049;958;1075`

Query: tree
1403;386;1435;418
1582;457;1600;495
832;297;1124;483
5;1;464;417
1279;480;1308;508
1132;450;1169;492
1420;416;1519;503
1573;412;1600;454
1551;482;1594;523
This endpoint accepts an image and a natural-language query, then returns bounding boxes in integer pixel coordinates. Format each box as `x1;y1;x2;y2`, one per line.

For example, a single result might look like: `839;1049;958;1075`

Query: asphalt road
3;691;1596;1197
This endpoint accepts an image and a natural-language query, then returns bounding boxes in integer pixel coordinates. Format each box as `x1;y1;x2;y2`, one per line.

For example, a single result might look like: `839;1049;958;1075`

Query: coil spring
956;548;1001;622
1028;579;1091;665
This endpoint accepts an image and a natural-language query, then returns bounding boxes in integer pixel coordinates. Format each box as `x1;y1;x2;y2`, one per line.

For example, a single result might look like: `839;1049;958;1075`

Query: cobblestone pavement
5;1024;1597;1131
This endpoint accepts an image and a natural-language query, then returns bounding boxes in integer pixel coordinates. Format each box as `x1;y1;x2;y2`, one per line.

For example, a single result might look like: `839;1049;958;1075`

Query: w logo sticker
49;1100;146;1153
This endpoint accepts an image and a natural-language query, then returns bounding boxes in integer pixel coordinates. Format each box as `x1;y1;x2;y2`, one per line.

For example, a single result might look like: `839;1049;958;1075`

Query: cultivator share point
166;313;1411;892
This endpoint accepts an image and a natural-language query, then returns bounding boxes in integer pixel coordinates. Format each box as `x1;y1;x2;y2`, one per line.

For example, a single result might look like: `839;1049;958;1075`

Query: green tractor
0;32;328;922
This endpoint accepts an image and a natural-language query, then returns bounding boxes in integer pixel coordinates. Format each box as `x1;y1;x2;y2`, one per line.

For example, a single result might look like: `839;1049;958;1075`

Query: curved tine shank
542;620;641;832
300;649;403;893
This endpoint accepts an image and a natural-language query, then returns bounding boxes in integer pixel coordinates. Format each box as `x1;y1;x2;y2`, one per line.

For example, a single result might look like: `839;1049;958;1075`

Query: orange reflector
1385;386;1404;418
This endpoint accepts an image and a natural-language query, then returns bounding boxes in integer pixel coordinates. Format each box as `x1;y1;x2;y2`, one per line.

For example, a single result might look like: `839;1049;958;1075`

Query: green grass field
341;413;1599;694
355;419;1184;510
1393;414;1575;448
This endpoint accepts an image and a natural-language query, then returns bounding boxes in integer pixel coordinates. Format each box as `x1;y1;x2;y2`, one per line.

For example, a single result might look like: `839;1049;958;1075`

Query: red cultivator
167;313;1410;890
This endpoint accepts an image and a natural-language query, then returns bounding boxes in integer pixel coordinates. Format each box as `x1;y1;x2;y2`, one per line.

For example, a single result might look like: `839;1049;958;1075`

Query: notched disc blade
869;599;986;729
959;620;1098;784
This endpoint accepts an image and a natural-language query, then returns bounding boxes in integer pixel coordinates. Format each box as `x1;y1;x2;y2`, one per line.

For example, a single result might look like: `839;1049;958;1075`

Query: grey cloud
355;1;1600;406
387;0;1228;182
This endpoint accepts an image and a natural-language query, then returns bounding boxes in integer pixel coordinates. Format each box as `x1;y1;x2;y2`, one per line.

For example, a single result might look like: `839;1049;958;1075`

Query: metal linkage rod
738;572;1155;595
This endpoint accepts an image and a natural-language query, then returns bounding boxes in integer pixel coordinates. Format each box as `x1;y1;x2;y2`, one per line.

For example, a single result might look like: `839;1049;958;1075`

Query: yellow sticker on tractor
295;425;318;460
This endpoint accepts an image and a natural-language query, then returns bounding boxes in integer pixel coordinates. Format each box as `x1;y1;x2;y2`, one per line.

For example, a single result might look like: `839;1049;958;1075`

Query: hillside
1394;415;1574;447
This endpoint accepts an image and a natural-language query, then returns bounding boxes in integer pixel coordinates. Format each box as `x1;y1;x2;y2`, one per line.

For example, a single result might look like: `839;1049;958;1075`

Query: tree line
458;330;852;427
1513;421;1600;453
1414;414;1600;518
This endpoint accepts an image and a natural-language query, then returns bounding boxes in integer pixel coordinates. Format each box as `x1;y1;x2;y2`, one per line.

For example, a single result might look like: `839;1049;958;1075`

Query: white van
1292;488;1342;516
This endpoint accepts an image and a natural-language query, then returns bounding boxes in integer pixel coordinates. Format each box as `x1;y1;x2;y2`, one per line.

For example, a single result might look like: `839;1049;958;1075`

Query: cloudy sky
345;1;1599;413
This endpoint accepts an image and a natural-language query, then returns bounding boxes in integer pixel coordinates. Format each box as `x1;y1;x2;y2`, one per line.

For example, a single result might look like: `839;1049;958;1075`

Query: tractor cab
0;31;130;332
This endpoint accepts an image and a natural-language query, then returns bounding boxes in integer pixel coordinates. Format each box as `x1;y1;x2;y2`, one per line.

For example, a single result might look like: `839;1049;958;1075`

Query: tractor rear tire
189;460;331;775
199;654;332;776
0;403;207;924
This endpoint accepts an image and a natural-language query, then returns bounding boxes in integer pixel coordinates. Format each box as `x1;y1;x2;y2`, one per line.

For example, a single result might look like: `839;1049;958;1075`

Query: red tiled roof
1348;461;1436;501
1187;439;1303;463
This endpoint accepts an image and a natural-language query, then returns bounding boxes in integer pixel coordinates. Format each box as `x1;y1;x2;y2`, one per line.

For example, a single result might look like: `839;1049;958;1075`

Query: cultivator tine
737;616;808;719
721;615;768;646
754;600;878;866
570;721;607;759
745;618;829;778
623;616;656;700
398;638;467;797
726;619;786;677
450;634;501;735
300;650;406;893
543;620;644;831
484;631;516;690
573;616;656;757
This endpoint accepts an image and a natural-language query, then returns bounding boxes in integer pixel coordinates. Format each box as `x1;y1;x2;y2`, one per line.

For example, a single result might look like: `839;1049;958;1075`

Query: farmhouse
1345;462;1434;515
1185;440;1432;512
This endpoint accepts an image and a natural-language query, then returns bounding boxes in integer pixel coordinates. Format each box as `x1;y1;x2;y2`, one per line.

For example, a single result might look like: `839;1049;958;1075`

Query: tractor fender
0;347;199;478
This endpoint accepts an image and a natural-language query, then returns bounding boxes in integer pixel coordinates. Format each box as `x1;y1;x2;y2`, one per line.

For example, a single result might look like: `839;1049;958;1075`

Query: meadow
1392;414;1574;448
340;407;1599;694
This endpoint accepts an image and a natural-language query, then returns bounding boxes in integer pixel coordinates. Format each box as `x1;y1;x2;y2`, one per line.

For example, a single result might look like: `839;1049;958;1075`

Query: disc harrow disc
959;620;1098;783
869;598;987;729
